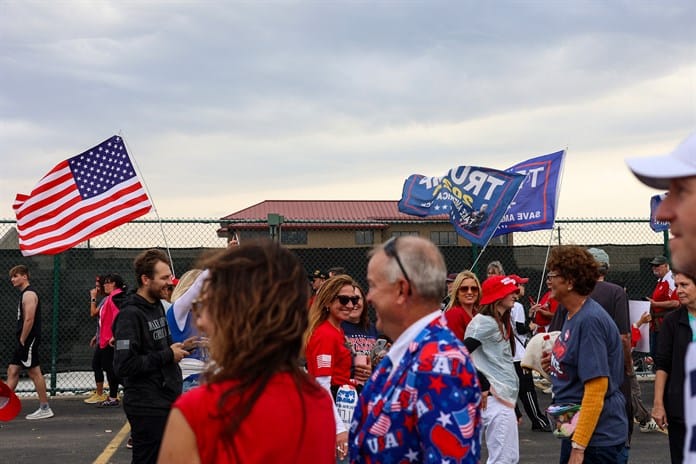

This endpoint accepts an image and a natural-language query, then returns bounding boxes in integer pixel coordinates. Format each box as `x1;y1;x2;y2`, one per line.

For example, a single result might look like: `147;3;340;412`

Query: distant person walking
647;255;680;360
113;249;189;464
6;265;53;420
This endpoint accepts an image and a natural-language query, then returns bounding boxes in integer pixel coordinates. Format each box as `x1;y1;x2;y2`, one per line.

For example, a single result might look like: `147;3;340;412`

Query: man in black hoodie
113;249;189;464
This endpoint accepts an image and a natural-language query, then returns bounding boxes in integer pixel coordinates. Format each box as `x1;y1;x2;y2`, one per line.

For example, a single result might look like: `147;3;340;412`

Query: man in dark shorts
6;265;53;420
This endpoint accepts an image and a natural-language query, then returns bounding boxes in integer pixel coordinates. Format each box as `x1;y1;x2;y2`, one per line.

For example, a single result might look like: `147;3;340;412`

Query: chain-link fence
0;218;668;394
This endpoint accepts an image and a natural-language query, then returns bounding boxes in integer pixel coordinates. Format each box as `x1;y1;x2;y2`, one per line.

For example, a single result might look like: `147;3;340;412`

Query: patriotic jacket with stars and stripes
349;315;482;464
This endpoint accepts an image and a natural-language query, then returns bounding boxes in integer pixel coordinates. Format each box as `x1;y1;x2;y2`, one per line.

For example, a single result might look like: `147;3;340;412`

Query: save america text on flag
493;150;565;237
398;166;526;246
13;135;152;256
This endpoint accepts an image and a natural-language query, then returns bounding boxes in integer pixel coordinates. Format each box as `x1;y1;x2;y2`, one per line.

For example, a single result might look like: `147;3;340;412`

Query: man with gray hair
349;236;482;463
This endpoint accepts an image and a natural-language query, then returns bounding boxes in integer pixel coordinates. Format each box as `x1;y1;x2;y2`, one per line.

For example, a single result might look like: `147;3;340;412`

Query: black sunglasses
384;237;412;295
458;285;479;293
335;295;360;306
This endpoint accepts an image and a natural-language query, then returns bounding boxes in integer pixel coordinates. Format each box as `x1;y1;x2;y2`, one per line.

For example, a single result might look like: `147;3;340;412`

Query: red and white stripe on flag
13;135;152;256
316;354;332;369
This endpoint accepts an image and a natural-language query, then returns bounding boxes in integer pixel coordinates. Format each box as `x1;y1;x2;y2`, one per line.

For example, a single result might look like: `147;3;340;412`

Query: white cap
625;132;696;189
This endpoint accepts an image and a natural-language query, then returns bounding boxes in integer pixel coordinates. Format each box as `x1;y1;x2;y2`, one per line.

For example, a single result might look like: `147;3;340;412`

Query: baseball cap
508;274;529;285
0;381;21;422
650;255;669;266
480;275;520;305
587;248;610;266
446;273;458;282
625;132;696;189
311;269;327;280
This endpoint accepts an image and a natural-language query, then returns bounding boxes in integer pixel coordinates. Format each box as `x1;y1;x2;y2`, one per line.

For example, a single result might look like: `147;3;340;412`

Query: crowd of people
2;130;694;464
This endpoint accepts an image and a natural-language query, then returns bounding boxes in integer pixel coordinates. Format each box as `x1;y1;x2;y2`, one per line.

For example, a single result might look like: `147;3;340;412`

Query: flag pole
119;132;176;277
534;148;568;303
469;177;527;273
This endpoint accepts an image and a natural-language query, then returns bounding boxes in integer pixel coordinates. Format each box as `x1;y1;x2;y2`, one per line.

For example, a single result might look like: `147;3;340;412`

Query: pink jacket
99;288;122;349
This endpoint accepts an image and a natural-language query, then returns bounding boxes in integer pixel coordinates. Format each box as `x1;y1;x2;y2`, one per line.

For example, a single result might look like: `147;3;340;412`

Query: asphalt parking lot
0;380;670;464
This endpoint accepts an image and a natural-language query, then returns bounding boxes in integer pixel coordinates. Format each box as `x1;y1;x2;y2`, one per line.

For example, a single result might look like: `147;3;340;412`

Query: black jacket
113;292;182;416
655;306;691;422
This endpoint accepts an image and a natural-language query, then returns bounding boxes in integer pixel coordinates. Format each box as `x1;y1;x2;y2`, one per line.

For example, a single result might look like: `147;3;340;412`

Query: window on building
281;230;308;245
239;230;268;241
391;231;419;238
430;231;458;246
355;230;374;245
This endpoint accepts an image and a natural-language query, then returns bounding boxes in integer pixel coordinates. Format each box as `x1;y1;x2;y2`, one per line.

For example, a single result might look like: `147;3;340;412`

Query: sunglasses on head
335;295;360;306
458;285;479;293
384;237;412;295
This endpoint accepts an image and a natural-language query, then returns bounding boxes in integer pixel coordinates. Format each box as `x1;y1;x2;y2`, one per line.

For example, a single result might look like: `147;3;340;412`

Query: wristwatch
571;441;586;450
90;298;97;303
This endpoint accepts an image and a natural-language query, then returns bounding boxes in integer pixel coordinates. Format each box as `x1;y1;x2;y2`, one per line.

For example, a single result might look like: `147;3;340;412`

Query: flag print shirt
349;312;482;463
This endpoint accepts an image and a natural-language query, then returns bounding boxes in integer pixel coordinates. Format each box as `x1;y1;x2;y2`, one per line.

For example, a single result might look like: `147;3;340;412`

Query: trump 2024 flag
13;135;152;256
493;150;565;237
398;166;525;246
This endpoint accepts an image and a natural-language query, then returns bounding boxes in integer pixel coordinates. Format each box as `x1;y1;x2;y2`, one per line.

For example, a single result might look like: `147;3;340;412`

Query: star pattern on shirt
436;411;452;427
429;375;446;394
68;136;136;199
405;448;419;462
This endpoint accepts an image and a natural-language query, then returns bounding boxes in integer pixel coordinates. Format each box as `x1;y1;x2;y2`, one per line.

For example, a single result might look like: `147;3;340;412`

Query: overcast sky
1;0;694;221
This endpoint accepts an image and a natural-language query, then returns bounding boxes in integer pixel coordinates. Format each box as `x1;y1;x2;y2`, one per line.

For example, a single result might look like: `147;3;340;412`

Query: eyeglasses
335;295;360;306
546;273;562;280
383;237;412;294
458;286;479;293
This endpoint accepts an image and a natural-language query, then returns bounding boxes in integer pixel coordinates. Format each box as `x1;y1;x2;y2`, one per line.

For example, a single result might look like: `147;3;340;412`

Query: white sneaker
26;406;54;420
640;418;659;432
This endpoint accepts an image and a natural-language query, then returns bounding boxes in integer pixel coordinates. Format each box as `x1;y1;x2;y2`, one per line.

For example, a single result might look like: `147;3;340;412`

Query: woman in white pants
464;275;520;464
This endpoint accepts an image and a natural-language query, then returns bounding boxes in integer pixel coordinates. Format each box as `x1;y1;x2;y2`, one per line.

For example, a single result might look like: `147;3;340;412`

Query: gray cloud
1;0;694;219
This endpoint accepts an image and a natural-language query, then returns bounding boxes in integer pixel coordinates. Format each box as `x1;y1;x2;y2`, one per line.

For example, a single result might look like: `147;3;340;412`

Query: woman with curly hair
544;245;627;464
305;274;372;461
444;271;481;342
158;240;335;463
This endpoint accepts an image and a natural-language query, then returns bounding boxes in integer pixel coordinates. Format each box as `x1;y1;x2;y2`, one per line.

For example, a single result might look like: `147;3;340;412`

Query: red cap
508;274;529;285
480;275;520;305
0;380;21;421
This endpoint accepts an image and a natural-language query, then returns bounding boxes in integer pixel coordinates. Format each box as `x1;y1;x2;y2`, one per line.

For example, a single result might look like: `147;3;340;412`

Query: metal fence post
50;254;60;396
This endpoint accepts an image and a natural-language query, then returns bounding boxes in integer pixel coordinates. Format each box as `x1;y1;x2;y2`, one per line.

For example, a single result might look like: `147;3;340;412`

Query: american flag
316;354;332;369
13;136;152;256
452;406;476;439
368;413;392;436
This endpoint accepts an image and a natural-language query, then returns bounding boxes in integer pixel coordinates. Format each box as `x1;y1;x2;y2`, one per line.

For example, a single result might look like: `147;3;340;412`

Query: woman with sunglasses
158;240;335;463
444;271;481;342
464;275;520;464
304;274;371;461
341;284;378;378
544;245;626;464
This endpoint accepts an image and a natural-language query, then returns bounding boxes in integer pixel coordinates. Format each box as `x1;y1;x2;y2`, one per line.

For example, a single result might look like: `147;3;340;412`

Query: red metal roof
222;200;448;222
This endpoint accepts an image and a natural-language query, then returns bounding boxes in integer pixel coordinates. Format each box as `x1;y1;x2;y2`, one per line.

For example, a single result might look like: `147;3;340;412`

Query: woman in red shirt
158;240;335;463
304;274;371;460
444;271;481;342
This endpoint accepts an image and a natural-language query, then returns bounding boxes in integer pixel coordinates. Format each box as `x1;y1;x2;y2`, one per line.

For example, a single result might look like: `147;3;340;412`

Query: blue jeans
560;439;623;464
